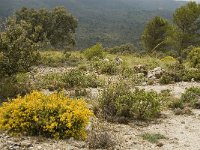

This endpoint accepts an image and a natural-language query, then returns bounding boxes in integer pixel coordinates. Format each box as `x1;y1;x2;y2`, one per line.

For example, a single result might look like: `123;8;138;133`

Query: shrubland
0;91;93;139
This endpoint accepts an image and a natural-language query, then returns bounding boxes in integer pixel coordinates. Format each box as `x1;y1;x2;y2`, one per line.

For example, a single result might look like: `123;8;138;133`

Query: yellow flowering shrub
0;91;93;139
161;56;178;65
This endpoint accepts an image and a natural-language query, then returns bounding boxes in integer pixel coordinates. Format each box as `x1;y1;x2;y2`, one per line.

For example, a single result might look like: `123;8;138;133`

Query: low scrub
0;74;32;100
35;70;103;90
181;87;200;108
91;60;119;75
87;120;116;149
98;83;162;121
141;133;166;143
83;43;105;60
187;47;200;68
0;91;93;139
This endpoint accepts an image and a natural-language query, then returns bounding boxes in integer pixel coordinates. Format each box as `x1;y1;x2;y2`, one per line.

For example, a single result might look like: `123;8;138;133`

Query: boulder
148;67;165;79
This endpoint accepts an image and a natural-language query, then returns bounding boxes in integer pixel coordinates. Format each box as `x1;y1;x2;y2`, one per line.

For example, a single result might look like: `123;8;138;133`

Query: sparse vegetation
98;83;162;121
141;133;166;143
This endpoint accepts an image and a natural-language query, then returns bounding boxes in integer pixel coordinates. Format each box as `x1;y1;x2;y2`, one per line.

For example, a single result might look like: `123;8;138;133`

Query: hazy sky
176;0;200;1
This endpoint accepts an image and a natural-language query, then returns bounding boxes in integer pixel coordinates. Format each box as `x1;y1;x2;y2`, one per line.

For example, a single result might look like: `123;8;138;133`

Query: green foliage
0;19;39;77
187;47;200;68
0;74;32;101
181;87;200;108
36;70;102;90
142;16;170;52
62;70;102;89
83;43;105;60
0;91;93;139
98;83;162;121
107;43;137;54
172;2;200;53
159;74;174;85
141;133;166;143
15;7;78;49
39;51;80;67
182;69;200;82
0;0;186;49
130;89;161;120
91;60;119;75
169;99;184;110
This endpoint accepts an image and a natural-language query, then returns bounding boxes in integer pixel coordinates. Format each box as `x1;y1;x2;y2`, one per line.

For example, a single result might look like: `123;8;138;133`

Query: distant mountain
0;0;187;48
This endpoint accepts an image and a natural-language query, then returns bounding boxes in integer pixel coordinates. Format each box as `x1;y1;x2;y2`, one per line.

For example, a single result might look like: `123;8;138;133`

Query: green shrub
62;70;102;89
181;87;200;108
161;56;178;63
130;89;161;120
164;62;185;82
91;60;119;75
40;51;80;67
0;74;32;100
0;91;93;139
39;51;66;67
169;99;184;109
182;69;200;82
35;70;102;90
159;74;174;85
187;47;200;68
107;43;137;54
98;83;162;121
83;43;105;60
0;20;39;77
35;73;64;91
141;133;166;143
120;63;134;78
99;61;119;75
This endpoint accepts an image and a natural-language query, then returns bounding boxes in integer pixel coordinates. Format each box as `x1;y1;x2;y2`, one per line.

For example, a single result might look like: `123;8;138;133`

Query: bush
181;87;200;108
98;83;162;121
0;19;39;77
91;60;119;75
187;47;200;68
141;133;166;143
169;99;184;109
35;73;64;91
36;70;102;90
83;43;105;60
159;74;174;85
182;69;200;82
0;74;32;100
161;56;178;64
0;91;93;139
129;89;161;120
40;51;81;67
62;70;102;88
87;120;115;149
107;43;137;54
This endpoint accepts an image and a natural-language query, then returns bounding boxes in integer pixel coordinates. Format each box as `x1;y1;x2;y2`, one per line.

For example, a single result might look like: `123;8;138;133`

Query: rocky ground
1;67;200;150
1;109;200;150
1;82;200;150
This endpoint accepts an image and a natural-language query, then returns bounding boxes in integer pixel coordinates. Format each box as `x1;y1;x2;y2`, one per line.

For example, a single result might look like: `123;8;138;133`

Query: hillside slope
0;0;186;48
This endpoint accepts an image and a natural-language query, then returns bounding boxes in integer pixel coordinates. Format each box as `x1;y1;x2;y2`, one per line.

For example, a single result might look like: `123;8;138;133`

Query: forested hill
0;0;186;49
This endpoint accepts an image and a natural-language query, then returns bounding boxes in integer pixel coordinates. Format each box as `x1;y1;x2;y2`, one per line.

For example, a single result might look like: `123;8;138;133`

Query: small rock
37;146;42;149
156;142;164;147
194;99;200;109
21;140;33;147
181;121;185;124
